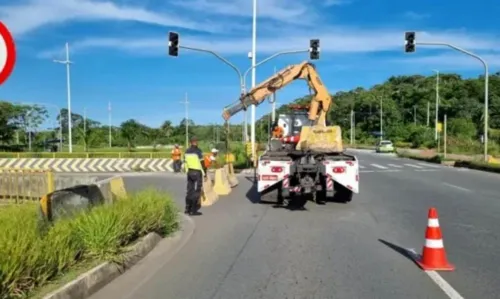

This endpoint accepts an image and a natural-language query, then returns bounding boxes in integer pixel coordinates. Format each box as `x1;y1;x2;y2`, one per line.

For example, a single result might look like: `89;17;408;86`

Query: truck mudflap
257;160;291;193
323;159;359;193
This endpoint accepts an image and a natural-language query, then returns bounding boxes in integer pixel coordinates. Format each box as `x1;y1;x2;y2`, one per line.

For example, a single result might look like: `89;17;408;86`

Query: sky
0;0;499;129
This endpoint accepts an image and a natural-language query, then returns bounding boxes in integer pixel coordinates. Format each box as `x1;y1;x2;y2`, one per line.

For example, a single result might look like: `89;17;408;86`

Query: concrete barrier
0;168;97;203
213;168;231;196
39;176;127;222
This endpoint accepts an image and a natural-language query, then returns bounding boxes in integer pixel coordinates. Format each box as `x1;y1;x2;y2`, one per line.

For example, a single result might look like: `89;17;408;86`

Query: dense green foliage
0;189;178;298
2;72;499;155
254;72;500;155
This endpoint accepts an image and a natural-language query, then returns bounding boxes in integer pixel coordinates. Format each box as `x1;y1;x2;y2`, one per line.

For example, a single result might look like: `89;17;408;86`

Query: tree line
1;71;499;154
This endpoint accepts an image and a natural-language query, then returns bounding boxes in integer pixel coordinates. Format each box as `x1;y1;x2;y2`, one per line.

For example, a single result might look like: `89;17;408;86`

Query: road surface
88;151;500;299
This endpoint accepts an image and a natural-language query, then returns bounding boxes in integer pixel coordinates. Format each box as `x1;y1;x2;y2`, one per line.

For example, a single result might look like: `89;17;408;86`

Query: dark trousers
173;160;181;172
185;169;203;213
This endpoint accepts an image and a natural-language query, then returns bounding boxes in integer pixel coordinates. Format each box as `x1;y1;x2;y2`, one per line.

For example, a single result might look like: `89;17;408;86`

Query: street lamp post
108;101;112;148
250;0;257;165
379;97;383;141
432;69;439;140
180;92;189;149
53;42;74;153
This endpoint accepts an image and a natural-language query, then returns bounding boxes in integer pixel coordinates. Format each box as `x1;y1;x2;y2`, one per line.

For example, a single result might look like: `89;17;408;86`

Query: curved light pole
412;39;489;161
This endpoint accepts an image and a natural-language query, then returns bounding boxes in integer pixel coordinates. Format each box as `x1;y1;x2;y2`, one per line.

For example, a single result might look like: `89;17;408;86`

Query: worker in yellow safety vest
183;136;204;216
171;144;182;173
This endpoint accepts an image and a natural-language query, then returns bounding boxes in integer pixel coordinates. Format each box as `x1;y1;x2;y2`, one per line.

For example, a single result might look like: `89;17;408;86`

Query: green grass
396;150;500;173
0;189;179;299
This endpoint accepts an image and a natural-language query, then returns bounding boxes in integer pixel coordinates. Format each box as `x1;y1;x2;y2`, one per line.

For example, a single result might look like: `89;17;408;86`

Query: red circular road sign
0;22;16;86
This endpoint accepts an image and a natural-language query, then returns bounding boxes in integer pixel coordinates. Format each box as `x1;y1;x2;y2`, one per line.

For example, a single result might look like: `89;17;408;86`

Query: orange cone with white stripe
416;207;455;271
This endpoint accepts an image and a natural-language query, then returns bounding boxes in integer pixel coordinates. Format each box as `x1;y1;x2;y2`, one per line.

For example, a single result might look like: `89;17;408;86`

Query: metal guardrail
0;168;55;203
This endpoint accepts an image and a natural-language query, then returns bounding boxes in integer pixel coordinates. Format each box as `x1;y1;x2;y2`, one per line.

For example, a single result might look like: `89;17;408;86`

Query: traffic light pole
416;41;489;162
178;45;245;145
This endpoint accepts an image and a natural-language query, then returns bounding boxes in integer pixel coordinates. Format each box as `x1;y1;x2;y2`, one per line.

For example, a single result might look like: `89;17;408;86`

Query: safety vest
184;152;204;175
272;126;284;138
171;148;181;160
204;154;217;168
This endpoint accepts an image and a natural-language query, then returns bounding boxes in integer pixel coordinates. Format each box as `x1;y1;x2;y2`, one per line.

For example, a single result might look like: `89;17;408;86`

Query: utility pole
27;110;32;151
414;106;417;125
444;114;447;159
53;42;74;153
350;109;354;144
180;93;189;148
427;101;430;126
379;97;383;141
250;0;257;165
83;107;87;136
433;70;439;140
108;101;112;148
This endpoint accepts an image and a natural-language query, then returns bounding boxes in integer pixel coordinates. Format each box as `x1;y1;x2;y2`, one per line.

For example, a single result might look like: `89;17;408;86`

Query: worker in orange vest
171;144;182;173
271;121;284;138
203;148;219;175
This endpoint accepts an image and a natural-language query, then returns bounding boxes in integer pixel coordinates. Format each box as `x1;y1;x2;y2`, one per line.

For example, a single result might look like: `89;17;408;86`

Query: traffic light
405;31;415;53
310;39;320;60
168;31;179;56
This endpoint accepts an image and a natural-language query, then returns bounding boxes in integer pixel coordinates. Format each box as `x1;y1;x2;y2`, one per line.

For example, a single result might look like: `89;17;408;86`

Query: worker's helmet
211;148;219;153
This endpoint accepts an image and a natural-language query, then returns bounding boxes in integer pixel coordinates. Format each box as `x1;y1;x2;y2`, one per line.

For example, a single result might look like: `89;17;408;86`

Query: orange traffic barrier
416;207;455;271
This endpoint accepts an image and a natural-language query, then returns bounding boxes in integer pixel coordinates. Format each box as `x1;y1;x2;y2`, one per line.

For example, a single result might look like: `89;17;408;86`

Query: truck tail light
332;166;345;174
271;166;283;173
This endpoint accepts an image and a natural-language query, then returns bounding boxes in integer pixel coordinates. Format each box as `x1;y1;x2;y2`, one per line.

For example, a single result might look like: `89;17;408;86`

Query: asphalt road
88;151;500;299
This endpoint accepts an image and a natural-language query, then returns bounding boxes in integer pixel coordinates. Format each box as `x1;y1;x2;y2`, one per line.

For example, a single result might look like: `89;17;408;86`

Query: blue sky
1;0;499;129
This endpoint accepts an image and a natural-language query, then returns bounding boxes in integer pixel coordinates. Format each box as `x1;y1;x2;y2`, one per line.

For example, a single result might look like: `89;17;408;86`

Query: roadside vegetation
0;189;179;299
1;72;499;159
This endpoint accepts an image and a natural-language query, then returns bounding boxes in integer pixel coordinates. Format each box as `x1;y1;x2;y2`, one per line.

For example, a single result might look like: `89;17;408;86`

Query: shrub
0;189;179;298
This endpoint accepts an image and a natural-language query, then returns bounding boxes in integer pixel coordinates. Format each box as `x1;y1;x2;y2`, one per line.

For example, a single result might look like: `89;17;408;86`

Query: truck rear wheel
332;182;353;203
258;183;284;205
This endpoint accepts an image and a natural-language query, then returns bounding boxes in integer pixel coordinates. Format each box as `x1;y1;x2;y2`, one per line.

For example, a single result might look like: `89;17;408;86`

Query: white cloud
170;0;316;24
323;0;350;6
37;28;500;59
393;53;500;70
403;11;430;20
0;0;221;36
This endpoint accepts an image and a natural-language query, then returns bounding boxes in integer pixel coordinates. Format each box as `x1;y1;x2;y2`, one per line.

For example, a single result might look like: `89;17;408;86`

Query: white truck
223;61;359;208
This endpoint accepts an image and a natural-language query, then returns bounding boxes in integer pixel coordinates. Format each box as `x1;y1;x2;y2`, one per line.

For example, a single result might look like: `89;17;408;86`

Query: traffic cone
416;207;455;271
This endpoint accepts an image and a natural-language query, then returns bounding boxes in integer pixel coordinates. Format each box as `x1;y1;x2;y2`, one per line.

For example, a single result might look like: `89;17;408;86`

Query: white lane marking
404;163;423;168
443;182;471;192
359;165;365;169
407;249;465;299
417;162;441;168
360;170;374;173
426;271;465;299
371;163;388;169
388;164;403;168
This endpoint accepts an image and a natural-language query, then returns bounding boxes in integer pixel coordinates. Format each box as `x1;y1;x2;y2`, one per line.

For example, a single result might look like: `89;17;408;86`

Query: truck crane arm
222;61;332;126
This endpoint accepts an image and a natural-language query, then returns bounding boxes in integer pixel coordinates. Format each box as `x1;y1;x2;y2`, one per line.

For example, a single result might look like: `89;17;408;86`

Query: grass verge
0;189;179;299
397;150;500;173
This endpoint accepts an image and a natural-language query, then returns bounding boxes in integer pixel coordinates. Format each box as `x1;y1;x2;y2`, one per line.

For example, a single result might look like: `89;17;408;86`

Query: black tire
332;182;353;203
258;182;283;205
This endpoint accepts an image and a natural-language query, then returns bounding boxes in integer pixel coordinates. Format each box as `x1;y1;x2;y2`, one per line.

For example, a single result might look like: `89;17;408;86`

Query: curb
42;213;195;299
